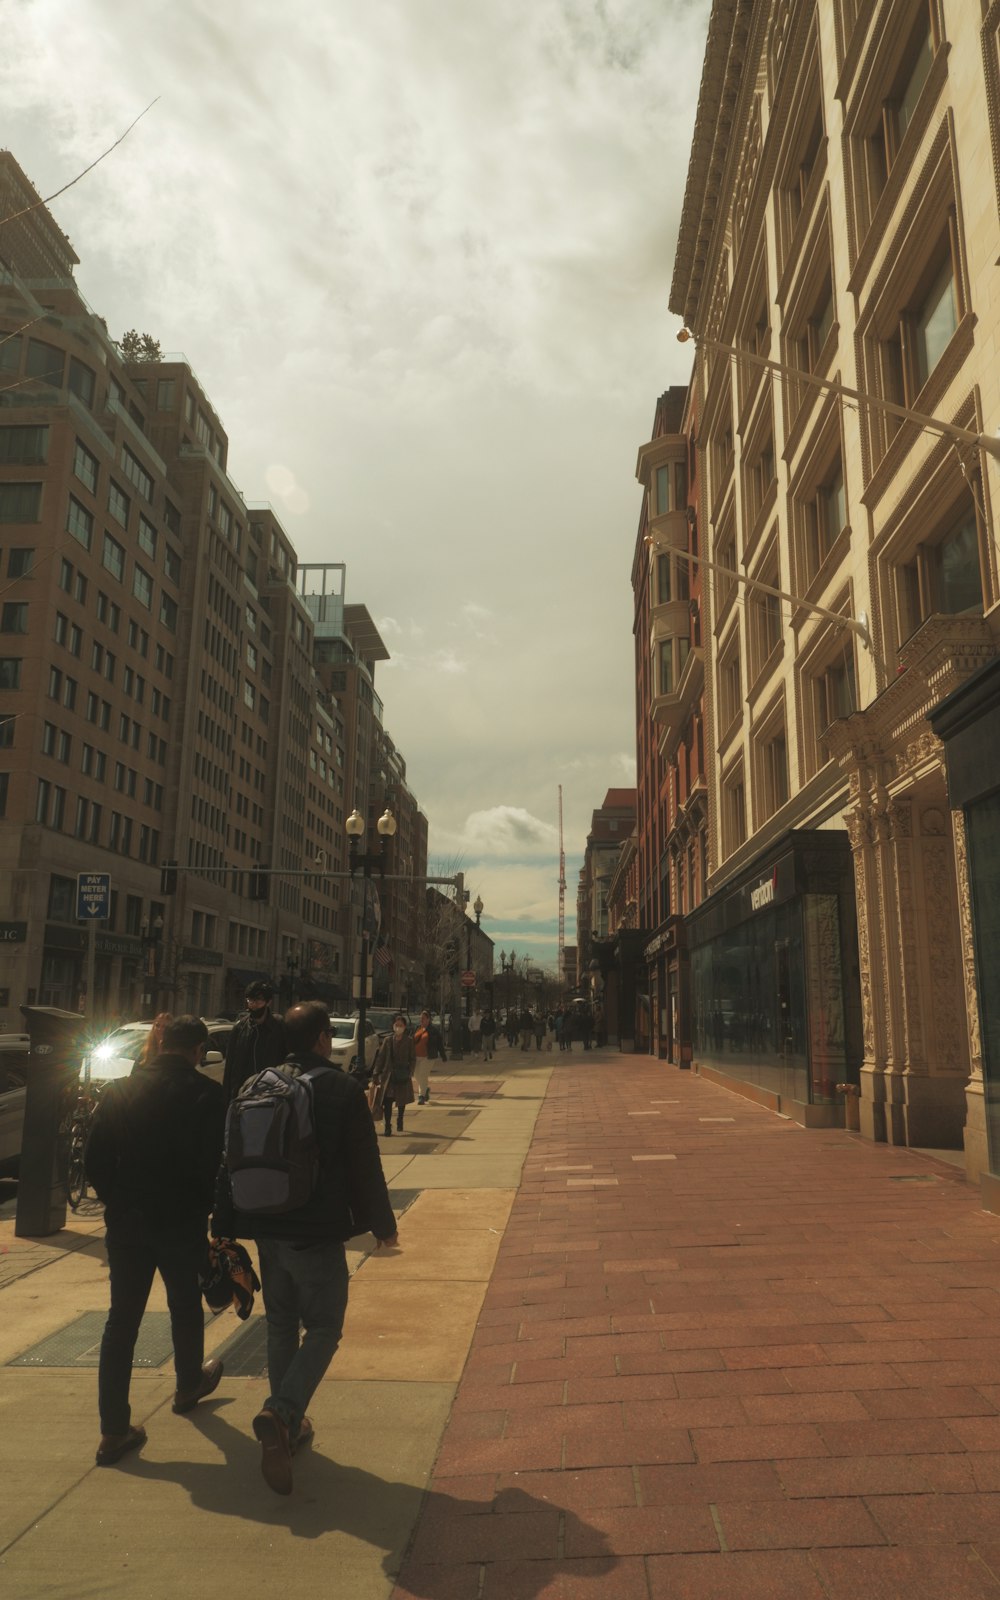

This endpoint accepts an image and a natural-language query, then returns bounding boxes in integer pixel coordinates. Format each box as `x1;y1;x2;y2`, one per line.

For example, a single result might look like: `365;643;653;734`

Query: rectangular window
160;594;178;631
0;482;42;523
0;658;21;690
896;509;984;642
66;495;94;550
156;378;175;411
138;515;157;557
816;654;856;733
107;480;130;528
26;339;64;384
121;446;154;502
0;425;48;464
0;714;14;749
0;334;21;373
132;564;153;609
102;532;125;581
0;603;28;633
69;622;82;658
163;544;181;586
68;358;96;406
7;548;33;577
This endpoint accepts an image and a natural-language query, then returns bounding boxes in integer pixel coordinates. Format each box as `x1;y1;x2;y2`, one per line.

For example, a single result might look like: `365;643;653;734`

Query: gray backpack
225;1061;322;1214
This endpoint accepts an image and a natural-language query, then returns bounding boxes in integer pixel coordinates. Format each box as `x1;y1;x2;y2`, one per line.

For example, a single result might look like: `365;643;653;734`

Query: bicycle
67;1085;100;1211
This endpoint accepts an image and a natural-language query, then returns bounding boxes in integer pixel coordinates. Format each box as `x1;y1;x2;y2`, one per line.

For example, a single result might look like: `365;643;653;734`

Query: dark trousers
99;1208;205;1435
383;1091;406;1131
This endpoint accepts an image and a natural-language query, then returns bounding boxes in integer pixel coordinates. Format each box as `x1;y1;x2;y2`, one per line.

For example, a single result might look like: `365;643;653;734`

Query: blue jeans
256;1237;349;1438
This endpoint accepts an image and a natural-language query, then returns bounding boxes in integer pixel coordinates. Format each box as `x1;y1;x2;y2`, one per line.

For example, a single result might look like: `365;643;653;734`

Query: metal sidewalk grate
10;1310;181;1368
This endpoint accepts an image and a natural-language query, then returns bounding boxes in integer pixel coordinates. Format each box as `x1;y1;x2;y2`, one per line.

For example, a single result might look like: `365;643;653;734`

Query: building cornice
668;0;754;327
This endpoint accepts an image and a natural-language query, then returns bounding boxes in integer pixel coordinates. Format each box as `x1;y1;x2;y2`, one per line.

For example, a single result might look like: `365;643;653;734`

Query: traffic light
159;861;178;895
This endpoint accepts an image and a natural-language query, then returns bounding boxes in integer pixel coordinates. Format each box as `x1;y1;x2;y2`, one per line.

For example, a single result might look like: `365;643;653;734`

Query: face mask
393;1025;405;1036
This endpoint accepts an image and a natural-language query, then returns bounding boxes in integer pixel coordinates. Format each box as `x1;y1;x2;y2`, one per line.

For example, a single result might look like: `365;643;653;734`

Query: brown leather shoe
173;1359;224;1414
96;1425;147;1466
253;1406;292;1494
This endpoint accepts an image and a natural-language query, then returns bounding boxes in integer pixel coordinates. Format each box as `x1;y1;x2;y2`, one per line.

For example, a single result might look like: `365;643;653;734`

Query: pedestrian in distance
222;979;288;1101
544;1012;557;1051
214;1000;398;1494
372;1013;416;1134
469;1007;483;1057
581;1008;593;1051
85;1015;227;1467
519;1007;533;1052
533;1011;545;1051
412;1008;447;1102
480;1009;496;1062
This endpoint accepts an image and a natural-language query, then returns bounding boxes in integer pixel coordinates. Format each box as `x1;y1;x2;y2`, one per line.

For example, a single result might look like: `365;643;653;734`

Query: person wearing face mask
222;980;289;1102
371;1014;416;1136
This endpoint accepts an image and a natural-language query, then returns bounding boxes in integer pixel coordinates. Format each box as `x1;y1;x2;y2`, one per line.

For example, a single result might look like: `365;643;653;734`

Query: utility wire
0;101;159;232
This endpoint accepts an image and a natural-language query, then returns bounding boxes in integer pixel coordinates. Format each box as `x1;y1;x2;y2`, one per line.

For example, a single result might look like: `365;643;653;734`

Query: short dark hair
392;1013;408;1025
161;1015;209;1052
284;1000;329;1054
246;980;274;1001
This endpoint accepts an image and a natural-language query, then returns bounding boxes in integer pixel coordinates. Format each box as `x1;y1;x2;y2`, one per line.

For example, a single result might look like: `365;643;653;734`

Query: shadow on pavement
131;1400;615;1595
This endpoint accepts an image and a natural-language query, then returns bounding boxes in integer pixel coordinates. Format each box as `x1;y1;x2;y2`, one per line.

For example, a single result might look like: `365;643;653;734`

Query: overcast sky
4;0;709;966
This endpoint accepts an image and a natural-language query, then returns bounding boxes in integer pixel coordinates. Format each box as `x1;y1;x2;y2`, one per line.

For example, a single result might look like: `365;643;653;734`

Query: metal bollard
836;1081;860;1133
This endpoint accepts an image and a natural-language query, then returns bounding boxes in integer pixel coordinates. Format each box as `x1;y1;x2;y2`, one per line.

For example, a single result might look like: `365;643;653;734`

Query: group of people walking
84;980;398;1495
82;980;607;1496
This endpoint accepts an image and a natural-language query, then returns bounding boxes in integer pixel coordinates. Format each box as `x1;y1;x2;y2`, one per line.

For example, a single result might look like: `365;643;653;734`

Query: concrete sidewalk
0;1049;554;1600
5;1049;1000;1600
390;1057;1000;1600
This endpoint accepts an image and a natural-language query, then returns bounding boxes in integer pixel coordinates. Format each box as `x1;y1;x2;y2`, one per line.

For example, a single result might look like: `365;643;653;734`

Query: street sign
460;970;476;988
77;873;111;921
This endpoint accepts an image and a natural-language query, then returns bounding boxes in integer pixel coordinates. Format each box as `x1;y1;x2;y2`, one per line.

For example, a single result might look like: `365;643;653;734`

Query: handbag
366;1076;385;1117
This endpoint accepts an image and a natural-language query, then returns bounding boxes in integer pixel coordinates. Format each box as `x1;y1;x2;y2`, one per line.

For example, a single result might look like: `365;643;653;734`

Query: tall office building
0;151;427;1024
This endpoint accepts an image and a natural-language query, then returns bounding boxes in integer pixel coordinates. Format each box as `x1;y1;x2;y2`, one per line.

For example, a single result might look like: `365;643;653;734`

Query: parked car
81;1018;233;1085
0;1035;30;1178
363;1008;412;1039
327;1015;379;1074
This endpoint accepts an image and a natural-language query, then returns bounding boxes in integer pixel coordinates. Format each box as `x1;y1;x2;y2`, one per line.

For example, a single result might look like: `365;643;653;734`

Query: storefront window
691;899;810;1102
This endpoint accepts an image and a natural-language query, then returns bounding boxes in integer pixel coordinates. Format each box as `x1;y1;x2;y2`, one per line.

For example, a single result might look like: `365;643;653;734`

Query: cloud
0;0;711;926
462;806;559;858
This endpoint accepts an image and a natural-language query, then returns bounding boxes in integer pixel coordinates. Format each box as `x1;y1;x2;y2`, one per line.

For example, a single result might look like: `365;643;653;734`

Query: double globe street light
345;805;397;1078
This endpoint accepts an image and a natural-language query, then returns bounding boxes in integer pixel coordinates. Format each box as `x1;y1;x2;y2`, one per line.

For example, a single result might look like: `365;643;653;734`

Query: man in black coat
222;979;288;1101
85;1015;227;1467
214;1000;398;1494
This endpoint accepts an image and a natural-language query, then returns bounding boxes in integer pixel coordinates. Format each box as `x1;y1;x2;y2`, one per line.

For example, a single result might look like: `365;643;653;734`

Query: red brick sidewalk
391;1054;1000;1600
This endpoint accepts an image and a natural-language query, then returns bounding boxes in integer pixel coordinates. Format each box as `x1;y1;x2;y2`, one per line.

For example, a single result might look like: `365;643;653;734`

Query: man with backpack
214;1000;398;1495
222;979;288;1101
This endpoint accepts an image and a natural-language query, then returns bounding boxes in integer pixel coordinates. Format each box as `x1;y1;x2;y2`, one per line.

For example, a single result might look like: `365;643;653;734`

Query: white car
327;1016;378;1074
81;1020;232;1085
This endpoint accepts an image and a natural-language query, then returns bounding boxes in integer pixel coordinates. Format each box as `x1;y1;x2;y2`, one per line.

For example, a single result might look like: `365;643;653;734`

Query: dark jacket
85;1054;226;1228
372;1033;416;1107
214;1053;396;1245
222;1010;288;1102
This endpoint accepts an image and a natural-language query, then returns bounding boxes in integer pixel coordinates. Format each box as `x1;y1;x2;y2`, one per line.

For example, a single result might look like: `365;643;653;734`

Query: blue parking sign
77;872;111;920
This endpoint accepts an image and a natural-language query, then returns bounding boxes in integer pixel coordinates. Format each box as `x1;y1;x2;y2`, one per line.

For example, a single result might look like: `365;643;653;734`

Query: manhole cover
10;1310;183;1368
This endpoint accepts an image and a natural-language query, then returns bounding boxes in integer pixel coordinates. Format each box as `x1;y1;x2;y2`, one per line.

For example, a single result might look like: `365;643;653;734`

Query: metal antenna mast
558;785;566;987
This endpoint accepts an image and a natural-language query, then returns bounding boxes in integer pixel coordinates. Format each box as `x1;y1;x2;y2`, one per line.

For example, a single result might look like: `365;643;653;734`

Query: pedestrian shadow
132;1402;615;1595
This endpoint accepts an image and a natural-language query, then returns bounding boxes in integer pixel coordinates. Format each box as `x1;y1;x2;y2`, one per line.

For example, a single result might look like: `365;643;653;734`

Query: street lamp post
346;805;397;1079
499;947;518;1028
465;894;484;1025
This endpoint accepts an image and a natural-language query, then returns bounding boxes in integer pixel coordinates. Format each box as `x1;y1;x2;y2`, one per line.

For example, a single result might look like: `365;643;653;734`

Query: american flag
373;941;393;970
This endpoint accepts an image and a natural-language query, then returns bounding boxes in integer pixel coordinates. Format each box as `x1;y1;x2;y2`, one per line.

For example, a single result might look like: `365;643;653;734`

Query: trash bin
15;1006;84;1238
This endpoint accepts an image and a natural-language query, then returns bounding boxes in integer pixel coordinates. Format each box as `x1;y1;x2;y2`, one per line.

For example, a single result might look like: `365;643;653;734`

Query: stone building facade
668;1;999;1174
